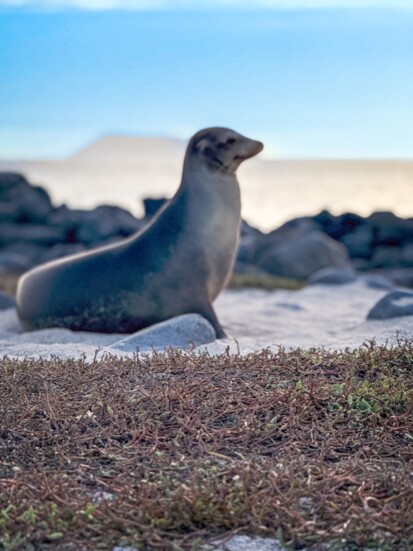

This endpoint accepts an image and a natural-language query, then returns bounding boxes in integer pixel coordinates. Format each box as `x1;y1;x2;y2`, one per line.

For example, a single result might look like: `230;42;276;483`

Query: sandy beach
1;280;412;360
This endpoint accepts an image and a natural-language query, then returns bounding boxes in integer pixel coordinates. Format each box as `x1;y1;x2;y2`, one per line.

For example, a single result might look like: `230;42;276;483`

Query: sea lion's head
187;127;264;174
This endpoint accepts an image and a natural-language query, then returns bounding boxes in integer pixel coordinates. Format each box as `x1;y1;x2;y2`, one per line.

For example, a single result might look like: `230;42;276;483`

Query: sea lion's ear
195;138;210;152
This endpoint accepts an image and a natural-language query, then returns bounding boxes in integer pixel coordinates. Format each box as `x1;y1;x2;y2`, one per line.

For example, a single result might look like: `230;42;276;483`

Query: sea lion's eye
227;138;236;145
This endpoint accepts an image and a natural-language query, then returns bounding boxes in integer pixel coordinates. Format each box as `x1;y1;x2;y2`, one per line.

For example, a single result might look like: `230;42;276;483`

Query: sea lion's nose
254;140;264;153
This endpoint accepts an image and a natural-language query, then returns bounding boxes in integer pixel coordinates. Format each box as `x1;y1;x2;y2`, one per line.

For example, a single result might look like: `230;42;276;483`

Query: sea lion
17;127;263;337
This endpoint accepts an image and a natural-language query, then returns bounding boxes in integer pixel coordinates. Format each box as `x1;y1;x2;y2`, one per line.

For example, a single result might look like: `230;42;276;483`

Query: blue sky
1;1;412;158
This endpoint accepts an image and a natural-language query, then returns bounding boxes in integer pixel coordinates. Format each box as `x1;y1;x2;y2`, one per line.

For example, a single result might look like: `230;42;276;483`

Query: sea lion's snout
242;138;264;158
254;140;264;154
233;137;264;164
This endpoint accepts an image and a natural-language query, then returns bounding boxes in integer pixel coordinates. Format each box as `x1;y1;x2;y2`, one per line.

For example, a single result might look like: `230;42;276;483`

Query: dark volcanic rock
235;223;264;264
374;268;413;289
233;261;273;278
368;211;413;246
309;266;357;285
401;244;413;268
340;225;374;259
0;291;16;310
143;197;168;218
361;274;394;290
255;230;350;281
48;205;144;245
370;246;403;268
367;290;413;320
237;235;262;264
240;219;263;238
1;242;47;265
277;216;320;235
0;251;33;274
0;223;66;247
0;172;53;223
313;210;364;240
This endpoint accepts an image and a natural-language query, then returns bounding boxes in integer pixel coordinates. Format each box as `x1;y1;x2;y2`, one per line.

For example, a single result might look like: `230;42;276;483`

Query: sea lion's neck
179;157;241;301
181;157;239;194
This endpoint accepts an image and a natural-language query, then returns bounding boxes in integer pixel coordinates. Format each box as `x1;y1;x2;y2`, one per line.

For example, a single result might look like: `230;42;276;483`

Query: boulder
233;261;273;278
2;241;47;261
0;223;66;247
376;268;413;289
236;234;262;264
277;216;320;235
240;219;263;238
0;172;53;223
0;291;16;311
143;197;168;218
243;220;313;265
351;258;371;272
361;274;394;290
309;266;357;285
0;251;33;275
369;246;403;268
401;244;413;268
47;205;144;244
0;243;48;274
340;224;374;259
312;210;364;239
109;314;217;353
367;290;413;320
368;211;413;246
254;230;350;281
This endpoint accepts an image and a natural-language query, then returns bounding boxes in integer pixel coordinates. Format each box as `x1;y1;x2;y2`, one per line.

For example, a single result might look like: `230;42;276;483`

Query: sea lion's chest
195;181;241;298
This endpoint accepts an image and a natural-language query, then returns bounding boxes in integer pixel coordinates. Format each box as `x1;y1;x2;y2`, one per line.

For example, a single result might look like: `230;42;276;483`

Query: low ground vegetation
1;341;412;550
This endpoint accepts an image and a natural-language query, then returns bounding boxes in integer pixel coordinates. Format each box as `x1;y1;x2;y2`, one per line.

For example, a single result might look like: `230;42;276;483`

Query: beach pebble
109;314;217;352
367;290;413;320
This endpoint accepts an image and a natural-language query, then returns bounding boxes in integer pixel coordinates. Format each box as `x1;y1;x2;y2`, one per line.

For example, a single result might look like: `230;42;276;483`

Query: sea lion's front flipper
196;302;227;340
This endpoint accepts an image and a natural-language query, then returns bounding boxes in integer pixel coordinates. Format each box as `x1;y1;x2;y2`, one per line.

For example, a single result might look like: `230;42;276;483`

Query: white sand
1;281;412;360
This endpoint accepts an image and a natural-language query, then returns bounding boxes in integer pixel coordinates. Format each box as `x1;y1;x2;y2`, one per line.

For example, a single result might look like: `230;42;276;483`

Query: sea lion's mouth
235;141;264;162
239;140;264;160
